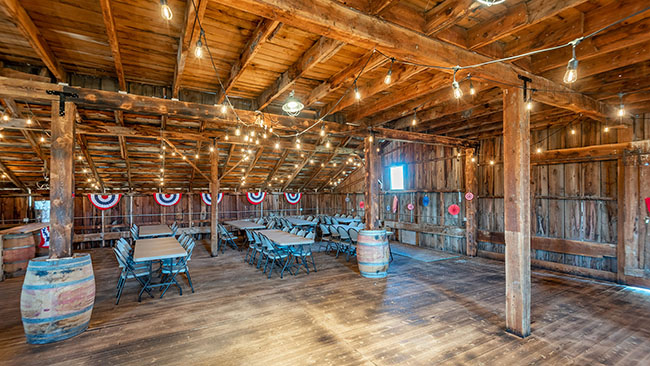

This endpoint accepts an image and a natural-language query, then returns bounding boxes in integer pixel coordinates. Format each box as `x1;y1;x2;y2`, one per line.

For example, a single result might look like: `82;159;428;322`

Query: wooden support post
210;140;219;256
617;157;626;283
364;137;380;229
49;101;76;259
188;192;193;230
101;210;105;247
465;148;478;256
502;87;531;338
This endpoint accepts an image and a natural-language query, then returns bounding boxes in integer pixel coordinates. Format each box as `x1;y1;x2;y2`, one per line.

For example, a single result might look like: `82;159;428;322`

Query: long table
286;217;316;227
224;220;266;230
255;229;314;246
333;217;361;224
138;224;174;238
133;237;187;301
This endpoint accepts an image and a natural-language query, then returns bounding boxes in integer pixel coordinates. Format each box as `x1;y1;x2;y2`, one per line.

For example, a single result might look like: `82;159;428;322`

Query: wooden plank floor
1;241;649;365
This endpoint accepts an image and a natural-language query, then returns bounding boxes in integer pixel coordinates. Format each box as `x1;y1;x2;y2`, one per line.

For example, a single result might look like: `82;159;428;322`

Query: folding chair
336;226;351;258
290;227;299;235
261;236;290;279
113;248;153;305
159;254;190;298
347;228;359;261
218;224;239;252
171;221;179;235
130;226;139;241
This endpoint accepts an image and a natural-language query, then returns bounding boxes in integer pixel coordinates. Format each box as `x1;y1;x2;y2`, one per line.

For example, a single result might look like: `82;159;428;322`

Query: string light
604;126;610;133
160;0;173;20
536;148;542;153
477;0;506;6
195;154;199;159
618;93;625;117
469;75;475;95
563;42;579;83
77;155;83;161
275;141;280;149
210;146;214;152
244;135;249;142
320;127;325;137
452;68;463;99
26;118;32;125
194;30;204;59
489;160;495;165
471;157;476;163
325;140;331;149
384;58;394;85
570;128;576;135
40;136;45;142
221;104;228;114
354;82;361;100
411;111;417;126
225;134;229;140
235;126;241;136
2;114;9;121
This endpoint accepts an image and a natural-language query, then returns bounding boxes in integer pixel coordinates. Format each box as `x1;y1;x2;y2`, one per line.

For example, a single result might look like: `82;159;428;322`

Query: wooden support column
502;87;531;338
49;101;76;259
210;140;219;256
364;137;380;229
464;148;478;256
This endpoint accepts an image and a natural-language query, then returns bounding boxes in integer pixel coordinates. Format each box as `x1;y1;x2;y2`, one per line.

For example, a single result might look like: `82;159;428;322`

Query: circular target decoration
386;204;391;212
201;193;222;206
448;204;461;216
284;192;302;205
154;193;182;206
39;226;50;248
359;201;364;209
407;203;414;211
246;192;266;205
422;195;430;207
88;194;121;210
392;195;398;213
465;192;475;201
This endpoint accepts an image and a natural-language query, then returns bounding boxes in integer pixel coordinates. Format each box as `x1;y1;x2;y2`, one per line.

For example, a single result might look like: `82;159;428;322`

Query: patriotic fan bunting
154;193;182;206
39;226;50;248
88;194;121;210
201;192;223;206
246;192;266;205
284;193;301;205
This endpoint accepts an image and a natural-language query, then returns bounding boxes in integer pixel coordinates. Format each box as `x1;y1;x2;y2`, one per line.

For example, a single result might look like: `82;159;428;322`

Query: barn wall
332;115;650;285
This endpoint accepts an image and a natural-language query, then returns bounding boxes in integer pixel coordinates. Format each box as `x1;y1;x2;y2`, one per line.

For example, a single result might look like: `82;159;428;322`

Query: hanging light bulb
275;141;280;149
384;58;394;85
263;133;267;139
526;100;533;110
563;43;579;83
451;67;462;99
282;91;304;117
604;126;610;133
244;135;249;142
536;148;542;153
160;168;164;173
570;128;576;135
354;82;361;100
326;140;331;149
476;0;506;6
256;139;260;145
235;126;241;136
2;114;9;121
195;154;199;159
194;30;204;59
210;146;215;152
78;155;83;161
221;104;228;114
368;134;373;142
82;168;87;173
160;0;173;20
40;136;45;143
471;157;476;163
411;111;417;126
469;75;475;95
320;127;325;137
489;160;495;165
26;118;32;125
618;93;625;117
225;134;229;141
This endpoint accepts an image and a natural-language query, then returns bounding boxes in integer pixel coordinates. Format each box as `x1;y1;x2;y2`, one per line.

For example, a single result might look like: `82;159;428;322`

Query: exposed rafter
372;128;477;148
220;144;235;178
161;137;211;183
0;158;27;192
171;0;208;98
99;0;126;90
264;149;289;185
2;98;48;174
0;0;65;81
282;151;316;191
114;111;132;190
216;18;281;103
215;0;614;120
256;36;344;110
238;147;264;189
301;136;351;190
76;134;105;192
425;0;477;36
305;50;386;108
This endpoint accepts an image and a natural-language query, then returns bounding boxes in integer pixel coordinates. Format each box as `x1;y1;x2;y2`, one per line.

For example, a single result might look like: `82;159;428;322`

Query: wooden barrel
2;232;36;277
357;230;390;278
33;232;49;257
20;253;95;344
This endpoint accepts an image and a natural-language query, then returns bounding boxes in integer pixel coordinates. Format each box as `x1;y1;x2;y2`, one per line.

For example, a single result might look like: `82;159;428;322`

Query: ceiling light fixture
282;91;304;117
160;0;173;20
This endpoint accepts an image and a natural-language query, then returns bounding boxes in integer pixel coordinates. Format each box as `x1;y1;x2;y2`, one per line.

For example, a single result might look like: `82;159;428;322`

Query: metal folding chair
113;248;153;304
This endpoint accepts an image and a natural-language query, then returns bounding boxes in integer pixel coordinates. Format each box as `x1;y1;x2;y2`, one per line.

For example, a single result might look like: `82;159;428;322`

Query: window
34;200;50;222
389;165;405;190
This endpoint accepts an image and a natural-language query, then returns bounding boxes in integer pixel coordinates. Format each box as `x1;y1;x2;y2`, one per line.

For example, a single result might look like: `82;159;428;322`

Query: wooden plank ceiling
0;0;647;193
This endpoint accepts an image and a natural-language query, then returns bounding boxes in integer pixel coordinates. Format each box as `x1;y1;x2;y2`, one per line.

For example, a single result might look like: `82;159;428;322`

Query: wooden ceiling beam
305;50;386;107
282;136;325;190
172;0;209;98
161;137;211;182
238;147;264;189
369;0;399;15
256;36;344;110
318;160;351;191
264;149;289;185
76;134;105;192
0;159;27;192
347;73;449;123
372;127;477;148
0;76;356;134
321;63;426;116
301;136;350;190
2;98;48;172
467;0;588;50
216;18;281;103
425;0;477;36
532;12;650;74
188;119;208;190
114;110;132;190
99;0;126;91
0;0;65;81
215;0;613;120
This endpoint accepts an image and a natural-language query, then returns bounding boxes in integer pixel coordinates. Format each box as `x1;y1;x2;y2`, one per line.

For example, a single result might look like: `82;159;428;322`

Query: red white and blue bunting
284;192;301;205
88;194;121;210
246;192;266;205
201;192;223;206
154;193;182;206
39;226;50;248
